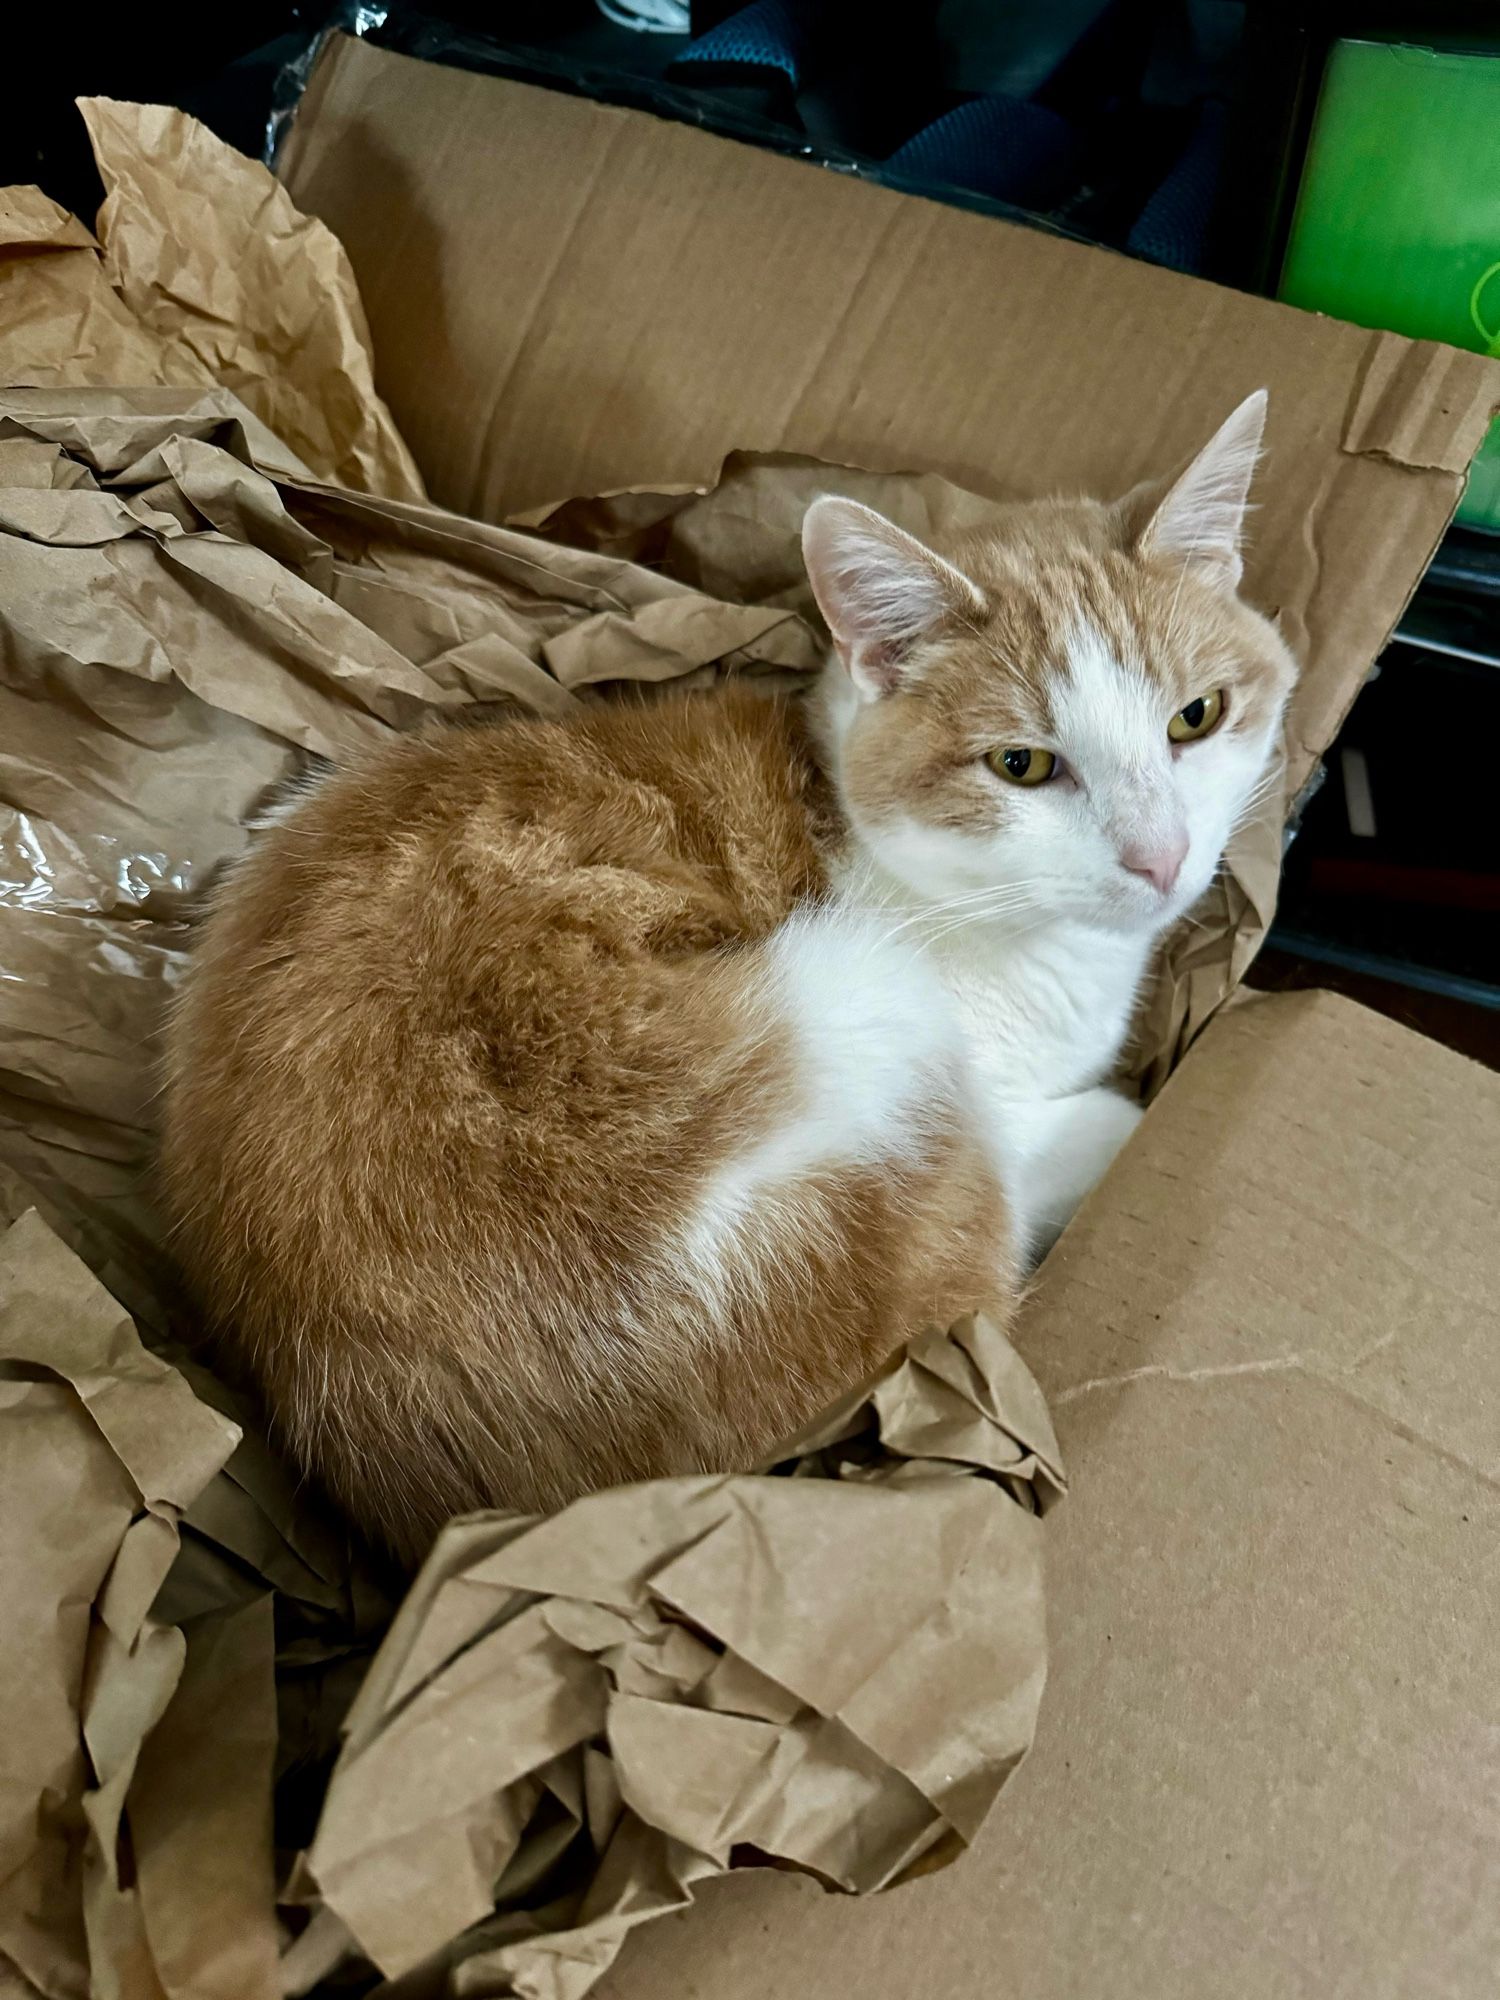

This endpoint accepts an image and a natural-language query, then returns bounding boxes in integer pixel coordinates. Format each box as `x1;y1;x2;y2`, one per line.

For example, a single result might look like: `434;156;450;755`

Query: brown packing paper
0;188;169;391
0;103;422;503
0;1201;270;2000
0;1146;379;1990
301;1314;1059;1998
0;197;1051;2000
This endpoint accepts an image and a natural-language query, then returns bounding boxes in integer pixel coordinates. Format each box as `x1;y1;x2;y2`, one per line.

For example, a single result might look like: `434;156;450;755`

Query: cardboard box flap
280;34;1500;813
1343;327;1500;475
596;989;1500;2000
1030;989;1499;1480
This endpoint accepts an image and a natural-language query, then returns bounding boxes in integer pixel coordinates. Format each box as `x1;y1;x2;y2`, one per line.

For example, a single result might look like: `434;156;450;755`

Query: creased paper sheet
0;1201;262;2000
0;384;819;1327
522;456;1289;1094
0;378;1055;2000
0;1174;391;2000
0;100;422;502
301;1316;1060;1999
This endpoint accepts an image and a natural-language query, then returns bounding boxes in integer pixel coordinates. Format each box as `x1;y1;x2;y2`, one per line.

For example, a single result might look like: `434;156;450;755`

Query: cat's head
802;391;1296;934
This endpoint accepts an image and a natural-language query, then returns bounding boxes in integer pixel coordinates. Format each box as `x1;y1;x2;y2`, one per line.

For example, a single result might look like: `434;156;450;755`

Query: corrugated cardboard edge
1341;328;1498;474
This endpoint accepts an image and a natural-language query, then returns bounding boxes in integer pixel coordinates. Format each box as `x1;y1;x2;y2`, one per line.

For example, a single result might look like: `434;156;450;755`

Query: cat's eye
988;747;1057;787
1168;689;1225;744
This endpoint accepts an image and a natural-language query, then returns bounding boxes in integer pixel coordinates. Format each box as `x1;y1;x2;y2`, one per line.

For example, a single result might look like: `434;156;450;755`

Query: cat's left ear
802;496;986;700
1129;389;1268;589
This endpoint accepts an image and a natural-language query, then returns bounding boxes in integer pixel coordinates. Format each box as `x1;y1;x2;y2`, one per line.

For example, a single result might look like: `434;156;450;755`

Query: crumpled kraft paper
0;365;1056;2000
522;455;1289;1095
0;1199;265;2000
0;101;423;503
299;1316;1059;1998
0;1167;392;2000
0;382;819;1329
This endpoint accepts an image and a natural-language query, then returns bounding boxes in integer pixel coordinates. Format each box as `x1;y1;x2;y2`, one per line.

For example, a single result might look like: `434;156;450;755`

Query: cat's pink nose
1120;833;1188;895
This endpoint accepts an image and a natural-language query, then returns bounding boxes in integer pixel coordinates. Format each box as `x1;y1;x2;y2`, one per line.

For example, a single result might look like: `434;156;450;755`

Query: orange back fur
161;690;1007;1566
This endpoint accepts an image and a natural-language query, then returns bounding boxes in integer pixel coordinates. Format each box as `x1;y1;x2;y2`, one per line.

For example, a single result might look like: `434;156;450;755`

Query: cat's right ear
1124;389;1268;589
802;497;986;700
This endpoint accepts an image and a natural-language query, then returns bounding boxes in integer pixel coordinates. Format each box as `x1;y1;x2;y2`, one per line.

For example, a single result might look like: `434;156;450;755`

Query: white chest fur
924;917;1151;1100
824;852;1154;1255
826;851;1151;1095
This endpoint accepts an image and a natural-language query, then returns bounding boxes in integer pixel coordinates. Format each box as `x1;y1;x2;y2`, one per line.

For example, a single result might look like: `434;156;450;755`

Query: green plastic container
1279;37;1500;531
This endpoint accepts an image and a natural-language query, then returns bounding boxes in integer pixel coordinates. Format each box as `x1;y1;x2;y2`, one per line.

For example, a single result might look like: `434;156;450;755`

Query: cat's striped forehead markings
1049;623;1166;772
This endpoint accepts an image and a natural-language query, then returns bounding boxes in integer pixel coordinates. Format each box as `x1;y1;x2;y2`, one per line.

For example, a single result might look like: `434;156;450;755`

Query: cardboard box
2;31;1498;2000
276;38;1500;1998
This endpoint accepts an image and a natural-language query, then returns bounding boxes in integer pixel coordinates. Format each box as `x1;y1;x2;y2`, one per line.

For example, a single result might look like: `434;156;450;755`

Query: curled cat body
161;392;1295;1567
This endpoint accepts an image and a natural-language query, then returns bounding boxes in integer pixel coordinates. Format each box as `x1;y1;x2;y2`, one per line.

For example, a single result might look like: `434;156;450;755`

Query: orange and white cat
162;392;1294;1566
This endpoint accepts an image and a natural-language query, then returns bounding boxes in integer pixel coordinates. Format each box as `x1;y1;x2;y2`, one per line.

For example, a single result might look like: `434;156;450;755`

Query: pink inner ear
1140;391;1267;581
803;496;987;701
853;637;910;698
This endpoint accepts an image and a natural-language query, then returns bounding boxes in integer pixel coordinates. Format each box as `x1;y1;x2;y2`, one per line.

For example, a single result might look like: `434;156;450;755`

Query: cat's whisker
917;897;1043;949
854;880;1049;953
877;892;1044;950
852;879;1038;934
917;913;1003;948
1228;773;1285;833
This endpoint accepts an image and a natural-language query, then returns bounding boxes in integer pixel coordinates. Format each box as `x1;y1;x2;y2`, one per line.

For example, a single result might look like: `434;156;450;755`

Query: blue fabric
886;95;1077;207
1127;100;1227;274
673;0;809;84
